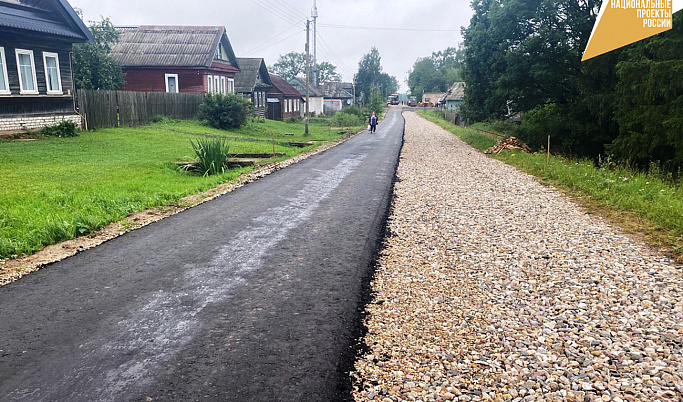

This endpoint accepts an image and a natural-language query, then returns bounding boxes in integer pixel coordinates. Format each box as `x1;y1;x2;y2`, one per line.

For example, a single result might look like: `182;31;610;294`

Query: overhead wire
258;0;307;27
243;28;306;57
243;24;305;56
319;24;460;32
248;0;305;27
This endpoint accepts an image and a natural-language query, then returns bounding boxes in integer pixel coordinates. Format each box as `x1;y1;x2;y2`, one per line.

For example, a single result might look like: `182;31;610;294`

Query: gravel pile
352;112;683;401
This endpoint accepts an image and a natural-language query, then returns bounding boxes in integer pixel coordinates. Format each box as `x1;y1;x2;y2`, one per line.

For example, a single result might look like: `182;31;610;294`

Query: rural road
0;108;404;401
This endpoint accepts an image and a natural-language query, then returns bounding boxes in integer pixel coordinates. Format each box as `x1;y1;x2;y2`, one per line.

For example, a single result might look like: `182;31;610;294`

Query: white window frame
0;47;9;95
228;78;234;93
207;75;213;93
220;76;226;94
165;73;179;93
15;49;38;95
42;52;62;95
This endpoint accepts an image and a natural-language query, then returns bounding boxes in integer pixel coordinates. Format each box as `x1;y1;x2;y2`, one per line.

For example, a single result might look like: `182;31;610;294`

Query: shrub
42;121;78;137
151;115;179;124
331;113;364;127
189;137;230;176
199;93;250;130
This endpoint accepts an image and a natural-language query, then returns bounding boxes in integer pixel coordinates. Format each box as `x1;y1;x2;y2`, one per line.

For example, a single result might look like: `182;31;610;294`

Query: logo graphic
582;0;683;61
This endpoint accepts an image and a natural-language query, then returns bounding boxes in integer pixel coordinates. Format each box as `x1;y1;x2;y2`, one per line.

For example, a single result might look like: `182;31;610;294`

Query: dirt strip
352;112;683;401
0;132;358;287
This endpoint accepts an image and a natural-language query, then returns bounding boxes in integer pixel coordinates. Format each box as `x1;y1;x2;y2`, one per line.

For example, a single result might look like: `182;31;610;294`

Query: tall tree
72;17;124;90
270;52;307;81
316;61;342;83
355;47;397;102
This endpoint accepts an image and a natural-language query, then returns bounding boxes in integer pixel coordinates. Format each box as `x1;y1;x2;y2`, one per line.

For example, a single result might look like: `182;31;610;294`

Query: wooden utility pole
305;19;311;137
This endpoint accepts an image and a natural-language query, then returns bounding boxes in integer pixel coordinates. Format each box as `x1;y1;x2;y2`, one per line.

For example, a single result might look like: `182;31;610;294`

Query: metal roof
444;82;465;102
289;77;324;97
234;57;271;93
111;26;238;68
0;0;93;42
321;82;352;99
268;74;305;99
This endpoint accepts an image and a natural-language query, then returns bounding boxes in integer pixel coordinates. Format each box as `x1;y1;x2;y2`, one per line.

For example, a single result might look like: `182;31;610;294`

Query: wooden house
0;0;94;132
234;57;272;118
443;82;465;112
288;76;324;117
320;82;353;112
110;26;239;94
266;74;304;121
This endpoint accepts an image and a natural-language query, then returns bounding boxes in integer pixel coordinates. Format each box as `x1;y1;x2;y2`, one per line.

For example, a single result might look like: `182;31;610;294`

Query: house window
220;76;226;94
0;47;9;94
214;76;220;94
43;52;62;94
16;49;37;94
165;73;179;93
228;78;234;93
207;75;213;93
215;46;221;60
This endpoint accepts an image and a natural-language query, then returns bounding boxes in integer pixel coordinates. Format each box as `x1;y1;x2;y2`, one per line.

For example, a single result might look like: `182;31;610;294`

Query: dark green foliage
72;17;125;90
42;121;78;138
271;53;341;83
607;11;683;174
199;93;250;130
365;89;385;116
354;48;398;102
317;61;342;83
408;47;464;100
189;137;230;176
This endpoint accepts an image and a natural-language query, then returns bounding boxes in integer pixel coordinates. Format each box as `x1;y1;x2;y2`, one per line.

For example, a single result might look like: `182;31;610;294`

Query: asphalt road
0;109;404;401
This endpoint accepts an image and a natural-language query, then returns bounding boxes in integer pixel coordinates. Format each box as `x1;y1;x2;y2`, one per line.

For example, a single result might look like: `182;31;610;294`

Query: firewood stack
485;137;533;154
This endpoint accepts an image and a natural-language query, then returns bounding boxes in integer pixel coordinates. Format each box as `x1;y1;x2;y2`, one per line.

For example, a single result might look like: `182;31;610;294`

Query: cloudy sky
68;0;473;91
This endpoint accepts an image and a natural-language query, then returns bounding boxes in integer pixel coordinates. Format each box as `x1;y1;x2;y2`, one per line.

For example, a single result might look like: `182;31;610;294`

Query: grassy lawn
0;118;362;259
419;110;683;261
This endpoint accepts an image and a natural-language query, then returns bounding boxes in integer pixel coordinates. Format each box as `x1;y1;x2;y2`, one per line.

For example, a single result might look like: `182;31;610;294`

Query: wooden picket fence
77;90;205;130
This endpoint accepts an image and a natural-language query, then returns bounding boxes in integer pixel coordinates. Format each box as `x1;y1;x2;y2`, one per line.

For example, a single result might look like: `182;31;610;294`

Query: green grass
419;110;683;260
0;118;363;259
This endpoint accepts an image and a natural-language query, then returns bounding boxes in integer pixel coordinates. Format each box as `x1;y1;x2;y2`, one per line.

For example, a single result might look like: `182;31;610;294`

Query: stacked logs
484;137;533;154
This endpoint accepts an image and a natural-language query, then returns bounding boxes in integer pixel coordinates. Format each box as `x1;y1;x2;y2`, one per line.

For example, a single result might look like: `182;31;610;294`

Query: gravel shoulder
352;112;683;401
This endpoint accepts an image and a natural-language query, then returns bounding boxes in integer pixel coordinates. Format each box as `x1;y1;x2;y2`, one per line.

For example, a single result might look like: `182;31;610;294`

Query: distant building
443;82;465;112
110;26;240;94
320;82;353;112
234;57;272;118
421;92;446;107
0;0;94;132
266;74;304;121
288;77;324;117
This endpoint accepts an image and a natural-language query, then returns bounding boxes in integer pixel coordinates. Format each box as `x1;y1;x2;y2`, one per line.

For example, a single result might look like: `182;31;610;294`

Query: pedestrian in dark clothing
368;111;378;133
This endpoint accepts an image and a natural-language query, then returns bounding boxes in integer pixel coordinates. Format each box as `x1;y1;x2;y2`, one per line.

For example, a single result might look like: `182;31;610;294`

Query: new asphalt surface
0;108;404;401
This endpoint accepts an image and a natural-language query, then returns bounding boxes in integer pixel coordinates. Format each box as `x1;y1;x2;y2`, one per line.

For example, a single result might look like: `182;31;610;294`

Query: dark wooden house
234;57;272;118
266;74;304;121
0;0;94;132
110;26;239;94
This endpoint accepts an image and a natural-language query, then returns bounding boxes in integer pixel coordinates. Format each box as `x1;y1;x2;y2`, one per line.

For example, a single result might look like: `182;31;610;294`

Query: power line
249;0;305;27
271;0;308;20
259;0;307;27
319;24;460;32
243;28;306;57
243;25;304;56
316;32;354;77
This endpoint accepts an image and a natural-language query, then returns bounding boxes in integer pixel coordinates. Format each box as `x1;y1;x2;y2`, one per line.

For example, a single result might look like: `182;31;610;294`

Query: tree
355;47;397;102
270;52;307;81
316;61;341;83
72;17;124;90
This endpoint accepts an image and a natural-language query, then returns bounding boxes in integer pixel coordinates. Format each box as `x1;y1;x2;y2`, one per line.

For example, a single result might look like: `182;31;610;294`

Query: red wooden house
110;26;239;94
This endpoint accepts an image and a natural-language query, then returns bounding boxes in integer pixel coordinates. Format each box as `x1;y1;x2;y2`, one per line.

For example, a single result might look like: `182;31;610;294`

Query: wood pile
484;137;532;154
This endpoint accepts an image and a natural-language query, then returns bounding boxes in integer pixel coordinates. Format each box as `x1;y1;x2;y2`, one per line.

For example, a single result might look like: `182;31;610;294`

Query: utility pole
311;0;318;86
305;19;311;136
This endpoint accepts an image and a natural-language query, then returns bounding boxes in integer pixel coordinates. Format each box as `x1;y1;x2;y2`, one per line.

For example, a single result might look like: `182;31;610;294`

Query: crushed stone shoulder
352;111;683;401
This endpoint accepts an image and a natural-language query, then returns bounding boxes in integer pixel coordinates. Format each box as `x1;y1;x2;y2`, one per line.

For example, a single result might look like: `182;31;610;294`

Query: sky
68;0;474;92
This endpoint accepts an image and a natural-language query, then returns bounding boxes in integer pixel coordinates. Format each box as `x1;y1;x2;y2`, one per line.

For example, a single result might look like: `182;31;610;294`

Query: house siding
122;69;206;93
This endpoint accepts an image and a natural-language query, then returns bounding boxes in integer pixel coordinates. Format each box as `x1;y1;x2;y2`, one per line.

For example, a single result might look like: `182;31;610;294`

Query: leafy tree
408;46;464;101
355;47;398;102
607;10;683;173
72;17;125;90
270;52;307;81
316;61;342;83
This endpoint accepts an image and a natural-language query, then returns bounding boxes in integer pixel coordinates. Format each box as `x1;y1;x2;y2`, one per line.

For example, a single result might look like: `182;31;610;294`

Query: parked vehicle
408;97;418;107
386;93;400;106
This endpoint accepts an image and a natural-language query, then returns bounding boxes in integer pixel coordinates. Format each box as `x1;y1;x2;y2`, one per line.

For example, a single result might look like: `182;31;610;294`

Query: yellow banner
582;0;679;61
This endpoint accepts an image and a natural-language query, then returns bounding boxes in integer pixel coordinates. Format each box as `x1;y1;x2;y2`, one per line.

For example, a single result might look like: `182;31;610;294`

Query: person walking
368;111;378;133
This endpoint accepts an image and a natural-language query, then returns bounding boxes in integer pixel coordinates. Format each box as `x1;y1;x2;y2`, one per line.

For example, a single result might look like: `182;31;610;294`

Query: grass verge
0;118;362;260
418;110;683;262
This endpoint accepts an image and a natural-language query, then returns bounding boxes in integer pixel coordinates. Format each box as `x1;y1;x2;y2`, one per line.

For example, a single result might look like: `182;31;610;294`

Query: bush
150;115;179;124
331;113;364;127
188;137;230;176
42;121;78;137
199;93;250;130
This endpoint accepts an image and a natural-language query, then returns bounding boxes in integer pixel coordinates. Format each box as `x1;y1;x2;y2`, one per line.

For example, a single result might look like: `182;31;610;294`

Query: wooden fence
77;90;205;130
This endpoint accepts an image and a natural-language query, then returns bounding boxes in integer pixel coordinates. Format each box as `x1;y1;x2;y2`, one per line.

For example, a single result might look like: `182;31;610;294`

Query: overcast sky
68;0;473;92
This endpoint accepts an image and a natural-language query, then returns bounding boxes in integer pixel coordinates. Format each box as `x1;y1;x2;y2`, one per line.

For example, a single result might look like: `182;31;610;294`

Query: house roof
0;0;94;42
268;74;304;99
289;77;324;97
321;82;352;99
234;57;271;93
444;82;466;102
111;25;238;69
